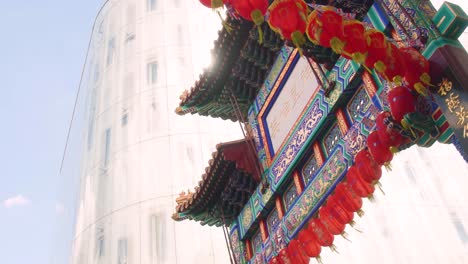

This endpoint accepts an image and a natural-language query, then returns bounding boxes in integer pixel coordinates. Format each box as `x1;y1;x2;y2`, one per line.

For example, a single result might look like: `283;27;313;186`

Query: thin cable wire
221;207;236;264
225;225;238;264
58;0;110;175
306;56;325;88
229;94;263;183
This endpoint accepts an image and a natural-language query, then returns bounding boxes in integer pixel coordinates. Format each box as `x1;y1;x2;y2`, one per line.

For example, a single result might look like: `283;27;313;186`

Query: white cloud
3;194;31;208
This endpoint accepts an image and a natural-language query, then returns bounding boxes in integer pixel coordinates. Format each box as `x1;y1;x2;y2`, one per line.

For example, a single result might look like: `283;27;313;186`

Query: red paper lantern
326;195;355;225
199;0;225;8
380;43;405;84
308;218;335;247
278;248;293;264
346;166;375;198
297;226;322;258
387;85;416;123
231;0;268;25
400;47;430;95
319;205;346;235
269;256;284;264
269;0;308;47
287;240;309;264
306;9;343;48
367;131;393;166
375;111;404;149
354;149;382;184
335;20;367;64
334;183;363;213
364;29;389;71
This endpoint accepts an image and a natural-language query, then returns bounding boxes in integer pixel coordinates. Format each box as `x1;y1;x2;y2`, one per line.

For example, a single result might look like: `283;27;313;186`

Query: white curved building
69;0;239;263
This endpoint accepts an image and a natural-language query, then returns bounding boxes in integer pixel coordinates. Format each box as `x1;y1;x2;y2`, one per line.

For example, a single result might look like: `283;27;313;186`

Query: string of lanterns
199;0;433;97
197;0;438;263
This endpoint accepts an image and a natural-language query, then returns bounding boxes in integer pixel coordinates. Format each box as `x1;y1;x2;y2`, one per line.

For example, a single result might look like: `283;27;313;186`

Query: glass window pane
118;238;128;264
96;227;105;258
150;213;167;262
104;128;111;166
122;111;128;126
147;0;157;11
147;62;158;84
106;37;115;66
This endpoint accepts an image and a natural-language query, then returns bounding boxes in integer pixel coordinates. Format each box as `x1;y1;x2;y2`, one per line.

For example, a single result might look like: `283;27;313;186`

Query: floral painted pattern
284;148;347;237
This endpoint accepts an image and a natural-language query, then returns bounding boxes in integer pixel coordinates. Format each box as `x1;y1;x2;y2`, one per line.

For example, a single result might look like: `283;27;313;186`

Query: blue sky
0;1;466;264
0;1;99;263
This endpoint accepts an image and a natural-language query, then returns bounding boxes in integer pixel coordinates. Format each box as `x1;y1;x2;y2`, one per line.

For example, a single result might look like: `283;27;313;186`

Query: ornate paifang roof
172;139;260;226
176;17;283;121
175;0;374;121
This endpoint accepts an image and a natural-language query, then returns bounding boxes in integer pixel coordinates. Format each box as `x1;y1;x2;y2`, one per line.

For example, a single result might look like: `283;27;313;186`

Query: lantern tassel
384;162;392;172
393;75;403;86
291;31;306;56
211;0;223;9
401;119;417;138
330;244;339;253
354;227;363;233
250;10;264;44
357;209;365;217
352;52;367;65
390;146;399;154
420;72;435;87
257;26;264;44
217;11;233;33
349;220;357;227
341;232;351;242
330;37;346;55
376;182;386;195
414;83;428;96
368;194;375;202
316;256;323;264
362;64;372;74
374;61;387;76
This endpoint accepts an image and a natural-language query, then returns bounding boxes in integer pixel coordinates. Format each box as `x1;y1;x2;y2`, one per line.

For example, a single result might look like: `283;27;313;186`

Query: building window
118;238;128;264
125;32;135;43
96;227;105;258
106;37;115;66
147;61;158;84
122;109;128;126
87;89;97;151
98;237;105;257
147;0;157;11
150;214;167;262
103;128;111;166
452;213;468;243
